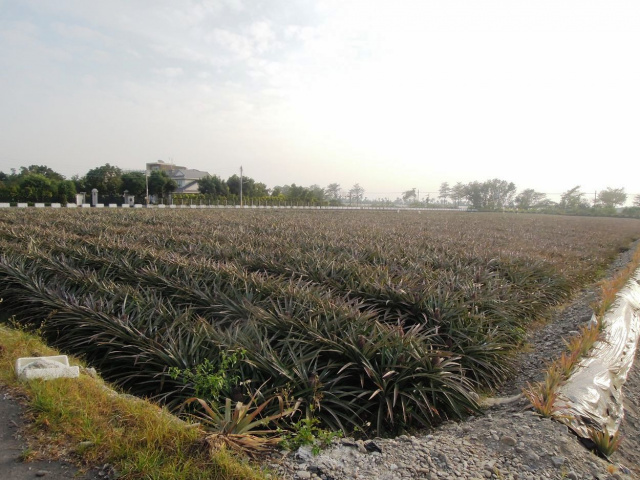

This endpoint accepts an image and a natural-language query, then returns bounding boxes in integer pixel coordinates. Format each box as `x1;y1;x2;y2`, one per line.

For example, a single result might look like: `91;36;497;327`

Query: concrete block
51;203;61;208
16;355;80;381
0;203;10;208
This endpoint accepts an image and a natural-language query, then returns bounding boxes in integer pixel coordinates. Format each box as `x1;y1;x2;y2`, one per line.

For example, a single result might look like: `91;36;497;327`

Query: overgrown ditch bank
0;326;269;480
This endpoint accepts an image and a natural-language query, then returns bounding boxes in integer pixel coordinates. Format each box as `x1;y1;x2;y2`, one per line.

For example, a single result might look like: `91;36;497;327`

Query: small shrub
184;390;299;457
169;350;246;400
279;417;343;455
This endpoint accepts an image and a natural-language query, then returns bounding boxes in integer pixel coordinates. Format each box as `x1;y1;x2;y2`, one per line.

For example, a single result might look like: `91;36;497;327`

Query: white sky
1;0;638;201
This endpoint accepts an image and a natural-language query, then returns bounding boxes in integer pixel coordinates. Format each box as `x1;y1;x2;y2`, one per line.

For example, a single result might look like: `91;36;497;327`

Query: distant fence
0;203;468;212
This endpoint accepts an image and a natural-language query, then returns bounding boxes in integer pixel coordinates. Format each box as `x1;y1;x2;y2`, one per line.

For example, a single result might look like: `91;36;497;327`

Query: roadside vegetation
1;209;639;440
0;324;268;479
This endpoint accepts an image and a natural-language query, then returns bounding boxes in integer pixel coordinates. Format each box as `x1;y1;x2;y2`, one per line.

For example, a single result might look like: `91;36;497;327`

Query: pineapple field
1;209;639;435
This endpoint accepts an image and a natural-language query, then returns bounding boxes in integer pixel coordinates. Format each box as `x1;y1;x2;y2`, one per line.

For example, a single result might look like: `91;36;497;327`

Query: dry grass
0;325;269;480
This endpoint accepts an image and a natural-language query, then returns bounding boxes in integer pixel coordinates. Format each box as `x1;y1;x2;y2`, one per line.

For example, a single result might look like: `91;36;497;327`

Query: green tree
515;189;547;210
0;171;15;201
634;194;640;207
348;184;364;205
19;165;65;181
438;182;450;204
281;184;307;202
227;174;264;198
402;188;416;203
325;183;341;202
121;172;147;198
461;181;485;210
198;174;229;197
84;164;123;199
253;182;269;198
459;179;516;210
560;186;589;210
56;180;77;204
148;171;177;203
484;179;516;209
273;184;325;204
308;184;325;203
451;182;465;207
0;165;71;203
0;170;19;202
227;174;242;196
71;174;86;193
19;173;55;202
597;188;627;208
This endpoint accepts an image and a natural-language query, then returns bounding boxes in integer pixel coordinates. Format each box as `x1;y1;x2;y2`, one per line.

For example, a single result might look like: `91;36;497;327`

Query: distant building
147;160;186;172
146;160;210;194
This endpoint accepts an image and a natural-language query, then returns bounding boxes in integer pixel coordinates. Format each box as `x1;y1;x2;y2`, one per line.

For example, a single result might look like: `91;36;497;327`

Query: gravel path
270;242;640;480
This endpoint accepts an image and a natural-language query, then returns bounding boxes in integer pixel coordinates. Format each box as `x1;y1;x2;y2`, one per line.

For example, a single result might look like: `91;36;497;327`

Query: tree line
426;180;636;214
0;164;366;206
196;174;365;206
0;164;177;204
1;164;638;216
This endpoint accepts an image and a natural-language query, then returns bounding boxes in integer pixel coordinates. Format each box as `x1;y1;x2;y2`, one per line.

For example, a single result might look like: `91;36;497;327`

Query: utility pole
239;166;243;207
145;169;149;206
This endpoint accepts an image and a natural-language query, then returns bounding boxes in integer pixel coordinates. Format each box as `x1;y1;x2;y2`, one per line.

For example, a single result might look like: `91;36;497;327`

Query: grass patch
0;325;269;480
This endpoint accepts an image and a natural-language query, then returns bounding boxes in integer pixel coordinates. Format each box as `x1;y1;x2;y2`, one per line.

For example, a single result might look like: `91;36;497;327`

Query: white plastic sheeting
557;268;640;438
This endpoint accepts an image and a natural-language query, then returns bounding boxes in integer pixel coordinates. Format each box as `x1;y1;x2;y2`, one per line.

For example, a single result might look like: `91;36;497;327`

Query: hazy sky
1;0;639;201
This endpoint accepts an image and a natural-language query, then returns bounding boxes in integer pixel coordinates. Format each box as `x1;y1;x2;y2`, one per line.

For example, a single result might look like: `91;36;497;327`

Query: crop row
0;209;639;434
